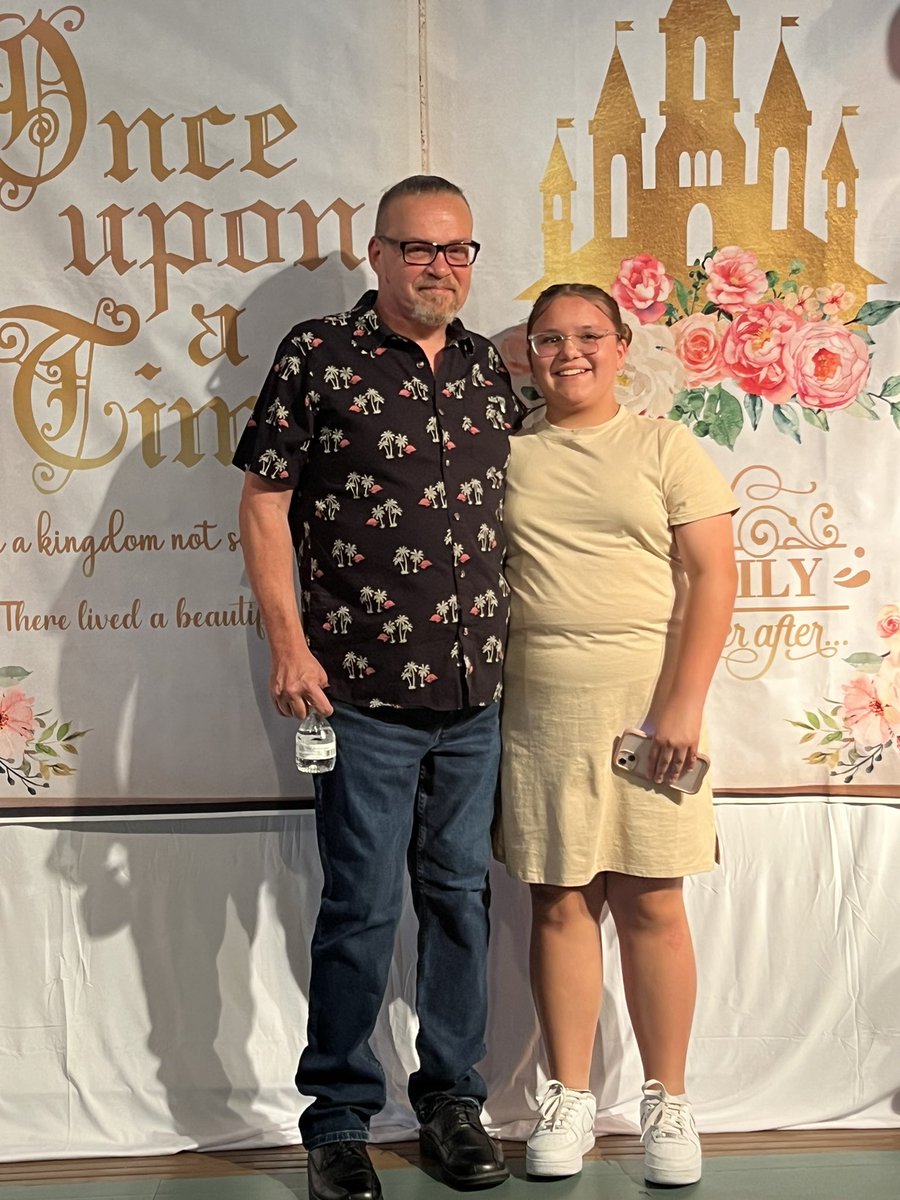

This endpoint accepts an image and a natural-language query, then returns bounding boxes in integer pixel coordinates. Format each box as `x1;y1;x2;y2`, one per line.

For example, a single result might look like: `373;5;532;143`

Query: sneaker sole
526;1153;584;1177
644;1157;702;1186
526;1133;595;1178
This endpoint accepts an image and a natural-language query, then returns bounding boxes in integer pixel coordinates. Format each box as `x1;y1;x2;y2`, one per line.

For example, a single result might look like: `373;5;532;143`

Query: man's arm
647;512;737;784
238;472;332;718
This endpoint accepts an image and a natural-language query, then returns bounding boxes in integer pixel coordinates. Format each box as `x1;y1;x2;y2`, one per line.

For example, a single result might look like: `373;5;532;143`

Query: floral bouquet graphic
613;246;900;445
501;246;899;444
0;667;88;796
790;605;900;783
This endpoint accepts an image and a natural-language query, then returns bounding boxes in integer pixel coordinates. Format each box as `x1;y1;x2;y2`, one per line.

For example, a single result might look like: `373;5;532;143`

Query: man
234;176;517;1200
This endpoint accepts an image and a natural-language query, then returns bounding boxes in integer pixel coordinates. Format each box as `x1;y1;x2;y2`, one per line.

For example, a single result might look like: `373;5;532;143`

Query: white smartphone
611;727;710;795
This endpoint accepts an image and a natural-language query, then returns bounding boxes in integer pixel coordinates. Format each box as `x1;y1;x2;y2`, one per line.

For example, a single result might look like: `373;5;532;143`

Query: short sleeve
658;421;739;527
232;328;317;487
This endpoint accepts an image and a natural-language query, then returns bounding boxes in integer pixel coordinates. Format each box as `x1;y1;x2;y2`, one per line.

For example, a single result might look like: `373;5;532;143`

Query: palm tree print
482;636;503;663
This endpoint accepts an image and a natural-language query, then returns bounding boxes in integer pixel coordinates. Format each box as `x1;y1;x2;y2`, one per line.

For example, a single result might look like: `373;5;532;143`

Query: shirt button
444;458;451;466
416;361;425;368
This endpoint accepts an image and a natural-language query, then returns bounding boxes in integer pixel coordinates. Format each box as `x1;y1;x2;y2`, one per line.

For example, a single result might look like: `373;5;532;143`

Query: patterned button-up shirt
233;291;520;710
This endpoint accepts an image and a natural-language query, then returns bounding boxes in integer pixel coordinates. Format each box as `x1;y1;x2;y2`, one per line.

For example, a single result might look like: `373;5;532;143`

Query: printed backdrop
2;0;900;811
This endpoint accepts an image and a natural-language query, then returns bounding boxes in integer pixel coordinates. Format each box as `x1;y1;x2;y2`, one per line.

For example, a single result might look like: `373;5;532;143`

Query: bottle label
296;741;334;761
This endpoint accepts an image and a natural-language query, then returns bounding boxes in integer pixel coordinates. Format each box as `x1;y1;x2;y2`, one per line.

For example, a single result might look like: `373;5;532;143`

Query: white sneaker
526;1080;597;1177
640;1079;702;1185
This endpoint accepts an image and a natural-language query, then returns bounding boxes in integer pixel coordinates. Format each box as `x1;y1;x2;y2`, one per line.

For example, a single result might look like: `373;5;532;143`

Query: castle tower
540;129;576;271
656;0;745;202
756;39;811;235
588;43;644;244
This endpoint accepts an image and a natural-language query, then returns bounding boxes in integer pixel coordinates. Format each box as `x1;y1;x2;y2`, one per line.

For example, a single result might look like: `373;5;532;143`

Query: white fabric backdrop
1;803;898;1160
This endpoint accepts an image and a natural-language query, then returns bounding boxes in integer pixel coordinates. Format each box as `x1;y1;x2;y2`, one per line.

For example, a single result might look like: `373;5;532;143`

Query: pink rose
0;688;35;765
720;301;803;404
673;313;727;386
876;603;900;643
782;322;870;411
706;246;768;313
612;254;673;325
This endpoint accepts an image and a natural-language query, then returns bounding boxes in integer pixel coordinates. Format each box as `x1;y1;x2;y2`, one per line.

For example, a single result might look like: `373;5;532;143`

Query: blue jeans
297;700;500;1149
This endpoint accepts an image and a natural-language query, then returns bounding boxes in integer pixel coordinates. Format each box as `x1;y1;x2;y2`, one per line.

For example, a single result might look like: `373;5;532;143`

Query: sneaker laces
536;1081;586;1131
641;1088;693;1142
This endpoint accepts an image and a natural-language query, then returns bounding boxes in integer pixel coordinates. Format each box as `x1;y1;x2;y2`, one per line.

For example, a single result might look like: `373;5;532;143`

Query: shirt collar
351;290;475;355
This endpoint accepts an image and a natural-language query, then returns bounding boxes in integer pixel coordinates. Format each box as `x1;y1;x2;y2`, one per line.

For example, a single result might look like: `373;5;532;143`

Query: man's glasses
376;236;481;266
527;330;619;358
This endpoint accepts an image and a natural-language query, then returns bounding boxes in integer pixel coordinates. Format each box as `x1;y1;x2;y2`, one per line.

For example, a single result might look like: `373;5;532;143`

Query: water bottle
295;709;336;774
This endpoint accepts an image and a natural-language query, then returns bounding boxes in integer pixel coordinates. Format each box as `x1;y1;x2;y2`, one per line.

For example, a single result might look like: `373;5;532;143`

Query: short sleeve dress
497;406;737;885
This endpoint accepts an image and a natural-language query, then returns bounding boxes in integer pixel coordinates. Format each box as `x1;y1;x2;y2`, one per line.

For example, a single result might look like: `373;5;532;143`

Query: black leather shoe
419;1097;509;1189
307;1141;382;1200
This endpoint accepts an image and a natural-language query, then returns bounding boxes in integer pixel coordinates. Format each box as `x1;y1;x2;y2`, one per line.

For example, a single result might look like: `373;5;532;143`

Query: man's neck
374;299;454;368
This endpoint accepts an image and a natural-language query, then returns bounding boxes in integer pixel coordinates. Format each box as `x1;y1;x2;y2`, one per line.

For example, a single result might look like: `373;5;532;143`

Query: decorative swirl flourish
732;465;844;558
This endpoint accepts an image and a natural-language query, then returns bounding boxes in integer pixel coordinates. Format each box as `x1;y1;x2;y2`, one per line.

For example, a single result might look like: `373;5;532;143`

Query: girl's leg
604;873;695;1094
529;875;607;1088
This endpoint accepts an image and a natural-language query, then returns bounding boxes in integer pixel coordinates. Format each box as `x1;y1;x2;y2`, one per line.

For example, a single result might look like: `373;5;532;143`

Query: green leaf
788;259;804;276
880;374;900;398
706;388;744;450
694;420;710;438
61;742;79;755
847;395;879;421
781;279;799;295
853;299;900;326
822;730;844;744
34;743;56;756
787;720;814;730
890;402;900;432
801;407;829;431
0;666;31;687
844;652;885;672
821;711;841;730
674;278;690;313
57;722;70;741
766;270;780;289
805;711;821;729
773;403;801;443
744;393;763;430
855;328;875;346
43;721;57;741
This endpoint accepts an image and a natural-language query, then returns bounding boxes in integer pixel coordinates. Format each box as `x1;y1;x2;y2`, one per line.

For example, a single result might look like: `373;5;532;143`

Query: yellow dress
498;407;737;885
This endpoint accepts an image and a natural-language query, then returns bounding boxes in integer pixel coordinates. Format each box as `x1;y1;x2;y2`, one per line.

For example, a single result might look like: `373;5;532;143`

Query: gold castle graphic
524;0;881;300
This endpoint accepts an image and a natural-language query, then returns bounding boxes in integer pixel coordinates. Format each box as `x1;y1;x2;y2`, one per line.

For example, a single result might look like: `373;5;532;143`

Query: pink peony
841;673;900;749
782;322;870;411
673;312;728;386
720;301;803;404
612;254;673;325
706;246;768;313
0;688;35;765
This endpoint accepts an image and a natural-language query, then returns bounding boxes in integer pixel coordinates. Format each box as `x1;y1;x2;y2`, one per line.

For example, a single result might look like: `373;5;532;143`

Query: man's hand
270;647;333;719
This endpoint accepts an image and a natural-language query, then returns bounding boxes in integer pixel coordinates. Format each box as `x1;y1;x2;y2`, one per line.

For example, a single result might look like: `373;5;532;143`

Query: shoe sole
644;1157;702;1186
526;1132;595;1177
419;1131;510;1190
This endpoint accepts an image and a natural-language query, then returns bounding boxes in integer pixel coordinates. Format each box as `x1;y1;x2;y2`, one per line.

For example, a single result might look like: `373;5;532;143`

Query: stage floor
0;1130;898;1199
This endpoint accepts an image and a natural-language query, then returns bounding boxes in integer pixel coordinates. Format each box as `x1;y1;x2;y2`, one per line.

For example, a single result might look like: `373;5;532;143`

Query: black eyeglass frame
375;236;481;266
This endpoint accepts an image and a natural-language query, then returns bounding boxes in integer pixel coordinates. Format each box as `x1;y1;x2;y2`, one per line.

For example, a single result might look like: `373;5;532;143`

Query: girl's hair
526;282;632;346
